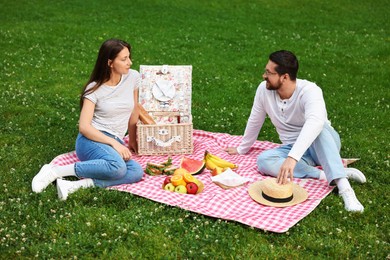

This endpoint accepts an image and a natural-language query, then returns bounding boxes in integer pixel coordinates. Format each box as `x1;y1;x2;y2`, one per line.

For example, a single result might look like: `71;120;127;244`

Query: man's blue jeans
74;132;143;188
257;124;346;185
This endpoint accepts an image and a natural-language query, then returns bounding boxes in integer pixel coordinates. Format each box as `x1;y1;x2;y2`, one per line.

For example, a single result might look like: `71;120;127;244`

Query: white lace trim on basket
146;135;181;147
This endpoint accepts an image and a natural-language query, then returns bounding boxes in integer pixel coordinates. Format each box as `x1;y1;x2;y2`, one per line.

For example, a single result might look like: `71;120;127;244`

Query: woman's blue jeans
74;132;143;188
257;124;346;185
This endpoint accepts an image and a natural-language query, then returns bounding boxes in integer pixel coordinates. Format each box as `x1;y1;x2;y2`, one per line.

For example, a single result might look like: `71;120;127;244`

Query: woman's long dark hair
80;39;131;109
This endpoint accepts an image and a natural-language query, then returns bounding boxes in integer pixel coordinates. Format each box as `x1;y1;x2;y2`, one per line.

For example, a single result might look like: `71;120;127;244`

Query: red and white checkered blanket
51;129;334;233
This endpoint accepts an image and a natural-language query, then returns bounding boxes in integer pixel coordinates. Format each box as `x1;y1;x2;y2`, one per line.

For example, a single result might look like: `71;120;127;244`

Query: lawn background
0;0;389;258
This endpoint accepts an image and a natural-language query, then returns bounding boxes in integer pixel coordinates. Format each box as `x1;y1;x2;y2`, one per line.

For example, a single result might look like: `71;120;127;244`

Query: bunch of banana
204;150;238;170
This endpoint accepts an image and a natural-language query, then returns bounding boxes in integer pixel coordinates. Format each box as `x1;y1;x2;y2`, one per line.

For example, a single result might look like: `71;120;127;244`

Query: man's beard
266;80;281;90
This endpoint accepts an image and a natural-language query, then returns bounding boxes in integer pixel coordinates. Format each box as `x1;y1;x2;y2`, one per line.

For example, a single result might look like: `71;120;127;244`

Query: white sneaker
32;164;59;193
57;178;94;200
339;188;364;213
345;168;366;183
57;179;76;201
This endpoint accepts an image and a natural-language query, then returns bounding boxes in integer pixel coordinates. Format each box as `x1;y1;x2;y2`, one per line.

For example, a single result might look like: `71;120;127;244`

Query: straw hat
248;178;308;207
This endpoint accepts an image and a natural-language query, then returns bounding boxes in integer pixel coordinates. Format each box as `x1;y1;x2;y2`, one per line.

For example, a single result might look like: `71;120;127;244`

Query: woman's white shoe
32;164;59;193
57;179;75;201
57;178;94;201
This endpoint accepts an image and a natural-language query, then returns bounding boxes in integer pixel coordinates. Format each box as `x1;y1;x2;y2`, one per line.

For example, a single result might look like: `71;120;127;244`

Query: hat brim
248;179;308;207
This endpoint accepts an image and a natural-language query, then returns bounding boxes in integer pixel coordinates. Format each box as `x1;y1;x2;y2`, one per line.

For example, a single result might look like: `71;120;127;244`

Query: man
225;50;365;212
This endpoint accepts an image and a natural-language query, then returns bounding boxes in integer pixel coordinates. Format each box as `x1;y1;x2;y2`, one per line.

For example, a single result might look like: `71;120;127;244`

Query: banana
205;159;218;170
204;151;238;169
208;156;237;169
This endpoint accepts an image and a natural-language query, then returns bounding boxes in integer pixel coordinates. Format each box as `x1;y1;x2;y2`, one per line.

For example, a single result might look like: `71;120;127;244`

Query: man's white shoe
339;188;364;213
345;168;366;183
57;179;75;201
32;164;59;193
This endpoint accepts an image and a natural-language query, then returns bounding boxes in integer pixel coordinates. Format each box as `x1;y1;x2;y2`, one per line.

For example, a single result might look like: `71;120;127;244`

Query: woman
32;39;144;200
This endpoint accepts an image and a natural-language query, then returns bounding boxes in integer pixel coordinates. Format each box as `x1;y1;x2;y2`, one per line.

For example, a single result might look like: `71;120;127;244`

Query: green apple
174;185;187;194
164;183;175;192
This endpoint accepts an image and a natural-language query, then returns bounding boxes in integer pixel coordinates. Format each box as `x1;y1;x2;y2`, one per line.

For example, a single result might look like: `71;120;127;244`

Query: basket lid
139;65;192;114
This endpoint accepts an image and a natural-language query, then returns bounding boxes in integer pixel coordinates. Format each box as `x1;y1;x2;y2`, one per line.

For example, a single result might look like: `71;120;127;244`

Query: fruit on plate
164;183;175;192
162;176;172;189
174;185;187;194
180;156;206;175
186;182;198;194
170;175;187;186
173;168;189;176
192;178;204;194
162;170;204;195
211;166;224;176
183;172;196;183
204;150;238;170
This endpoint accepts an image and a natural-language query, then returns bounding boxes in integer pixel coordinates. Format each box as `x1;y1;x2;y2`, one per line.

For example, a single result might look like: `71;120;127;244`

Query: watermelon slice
180;157;206;175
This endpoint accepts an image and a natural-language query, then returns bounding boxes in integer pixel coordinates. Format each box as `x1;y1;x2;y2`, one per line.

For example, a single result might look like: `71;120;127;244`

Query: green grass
0;0;389;258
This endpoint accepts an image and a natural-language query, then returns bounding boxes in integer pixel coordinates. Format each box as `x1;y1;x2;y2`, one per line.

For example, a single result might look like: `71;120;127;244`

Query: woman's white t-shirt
84;69;140;139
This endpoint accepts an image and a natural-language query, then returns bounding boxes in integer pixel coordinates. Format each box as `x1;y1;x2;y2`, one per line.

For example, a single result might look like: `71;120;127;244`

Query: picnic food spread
204;150;237;172
144;157;177;175
162;169;204;195
179;157;205;175
144;151;309;207
144;157;206;176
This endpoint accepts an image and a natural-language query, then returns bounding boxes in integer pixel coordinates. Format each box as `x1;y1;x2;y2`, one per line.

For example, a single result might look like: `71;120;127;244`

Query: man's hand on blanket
277;156;297;185
113;142;132;161
224;147;239;155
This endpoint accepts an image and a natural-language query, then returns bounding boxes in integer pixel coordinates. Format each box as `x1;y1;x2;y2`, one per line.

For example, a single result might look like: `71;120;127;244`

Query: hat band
262;192;293;203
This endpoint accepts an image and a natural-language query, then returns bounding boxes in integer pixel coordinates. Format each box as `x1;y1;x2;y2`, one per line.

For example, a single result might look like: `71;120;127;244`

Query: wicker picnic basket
137;65;193;155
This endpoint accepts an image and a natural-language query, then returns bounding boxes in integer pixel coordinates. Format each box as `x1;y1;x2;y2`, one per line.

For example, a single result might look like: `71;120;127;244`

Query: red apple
162;176;171;189
186;182;198;195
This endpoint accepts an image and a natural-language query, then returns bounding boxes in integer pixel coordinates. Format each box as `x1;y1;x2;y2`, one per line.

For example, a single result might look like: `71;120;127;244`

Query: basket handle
147;135;181;147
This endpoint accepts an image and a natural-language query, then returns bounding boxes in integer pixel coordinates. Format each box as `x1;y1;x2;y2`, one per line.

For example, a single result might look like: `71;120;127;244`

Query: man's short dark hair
269;50;299;80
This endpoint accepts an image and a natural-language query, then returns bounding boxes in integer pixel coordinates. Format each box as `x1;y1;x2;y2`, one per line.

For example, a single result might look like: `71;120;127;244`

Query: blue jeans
74;132;143;188
257;124;346;185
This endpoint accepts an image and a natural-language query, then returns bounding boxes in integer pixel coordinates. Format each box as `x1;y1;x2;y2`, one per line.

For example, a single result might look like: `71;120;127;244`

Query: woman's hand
112;141;132;161
128;139;138;153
